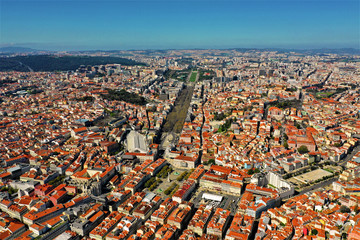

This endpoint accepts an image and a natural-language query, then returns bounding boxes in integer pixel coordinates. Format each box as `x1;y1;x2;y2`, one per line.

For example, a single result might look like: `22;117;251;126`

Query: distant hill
0;55;145;72
0;47;39;53
231;48;360;55
305;48;360;55
76;48;360;56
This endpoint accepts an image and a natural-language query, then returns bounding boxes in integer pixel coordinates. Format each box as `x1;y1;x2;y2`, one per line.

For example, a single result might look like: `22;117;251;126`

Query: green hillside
0;55;145;72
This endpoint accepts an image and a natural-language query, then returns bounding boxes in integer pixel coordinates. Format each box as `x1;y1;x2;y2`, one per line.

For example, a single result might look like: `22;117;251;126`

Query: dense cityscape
0;49;359;240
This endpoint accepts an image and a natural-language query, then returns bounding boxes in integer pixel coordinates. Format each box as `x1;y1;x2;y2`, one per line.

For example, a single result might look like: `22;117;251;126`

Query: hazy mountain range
0;47;41;53
1;46;359;55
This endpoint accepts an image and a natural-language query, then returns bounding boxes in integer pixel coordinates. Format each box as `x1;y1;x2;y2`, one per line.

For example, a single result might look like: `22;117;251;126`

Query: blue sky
0;0;359;50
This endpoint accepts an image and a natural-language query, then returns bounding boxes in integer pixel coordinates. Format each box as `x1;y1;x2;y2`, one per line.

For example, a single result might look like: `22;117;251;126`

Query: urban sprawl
0;49;360;240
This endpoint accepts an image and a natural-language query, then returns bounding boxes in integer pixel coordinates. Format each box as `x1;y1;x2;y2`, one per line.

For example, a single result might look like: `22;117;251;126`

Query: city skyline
1;0;359;51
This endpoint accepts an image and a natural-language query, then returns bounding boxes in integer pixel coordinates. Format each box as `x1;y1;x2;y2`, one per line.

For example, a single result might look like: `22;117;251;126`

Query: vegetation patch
174;70;191;81
164;182;179;195
297;145;309;154
0;55;145;72
198;69;216;81
76;96;95;102
213;112;230;121
170;185;180;196
218;118;234;132
189;71;197;82
145;177;162;191
272;99;302;109
101;88;147;105
156;165;173;179
176;171;188;181
306;88;348;99
324;168;334;173
48;175;66;187
247;168;260;175
0;186;18;194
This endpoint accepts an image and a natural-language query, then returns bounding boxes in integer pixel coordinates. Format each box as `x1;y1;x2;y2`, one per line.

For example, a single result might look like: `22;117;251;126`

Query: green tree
341;233;347;239
286;87;297;92
334;142;342;147
340;205;351;213
283;141;289;149
8;187;18;195
207;159;215;165
354;205;359;214
145;177;156;188
325;231;330;239
284;133;289;140
247;169;254;175
298;145;309;154
311;229;318;235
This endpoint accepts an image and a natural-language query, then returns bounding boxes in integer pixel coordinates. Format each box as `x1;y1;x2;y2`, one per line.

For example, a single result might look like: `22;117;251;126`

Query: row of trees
156;165;172;179
145;177;162;191
48;175;66;187
164;183;179;195
176;169;194;181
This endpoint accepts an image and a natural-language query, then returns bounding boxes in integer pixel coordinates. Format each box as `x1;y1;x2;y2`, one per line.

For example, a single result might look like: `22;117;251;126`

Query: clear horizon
1;0;359;51
1;45;360;52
